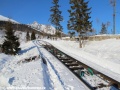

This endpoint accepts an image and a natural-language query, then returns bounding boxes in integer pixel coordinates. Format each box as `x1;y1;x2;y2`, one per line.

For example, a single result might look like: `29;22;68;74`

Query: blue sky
0;0;120;34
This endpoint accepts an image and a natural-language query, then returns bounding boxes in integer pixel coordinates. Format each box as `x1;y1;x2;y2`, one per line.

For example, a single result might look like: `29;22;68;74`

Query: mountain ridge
29;21;56;35
0;15;56;35
0;15;19;24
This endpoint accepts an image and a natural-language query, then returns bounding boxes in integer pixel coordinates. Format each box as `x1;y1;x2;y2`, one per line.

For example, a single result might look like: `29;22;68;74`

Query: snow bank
45;39;120;82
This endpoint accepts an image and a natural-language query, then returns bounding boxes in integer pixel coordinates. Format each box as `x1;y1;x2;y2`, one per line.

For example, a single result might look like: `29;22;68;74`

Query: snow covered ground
0;38;120;90
44;39;120;83
0;41;88;90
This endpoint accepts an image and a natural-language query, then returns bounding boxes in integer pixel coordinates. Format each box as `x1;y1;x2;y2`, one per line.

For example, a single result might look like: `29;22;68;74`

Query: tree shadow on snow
18;46;36;55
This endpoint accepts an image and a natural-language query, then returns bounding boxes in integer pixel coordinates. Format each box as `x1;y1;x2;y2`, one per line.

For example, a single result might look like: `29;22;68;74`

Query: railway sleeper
65;63;79;66
61;60;73;63
58;58;70;60
69;67;84;71
69;65;82;68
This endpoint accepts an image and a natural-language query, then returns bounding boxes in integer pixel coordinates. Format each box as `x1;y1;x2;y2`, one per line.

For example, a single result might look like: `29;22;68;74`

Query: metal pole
113;0;116;34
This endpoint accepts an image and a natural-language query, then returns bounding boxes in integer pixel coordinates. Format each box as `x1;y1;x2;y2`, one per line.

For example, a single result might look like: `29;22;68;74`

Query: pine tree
26;31;30;41
100;23;107;34
2;22;20;55
31;31;36;40
49;0;63;39
67;0;92;48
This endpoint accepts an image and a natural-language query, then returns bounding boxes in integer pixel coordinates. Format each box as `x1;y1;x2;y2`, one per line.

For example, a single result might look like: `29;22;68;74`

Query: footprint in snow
9;77;15;85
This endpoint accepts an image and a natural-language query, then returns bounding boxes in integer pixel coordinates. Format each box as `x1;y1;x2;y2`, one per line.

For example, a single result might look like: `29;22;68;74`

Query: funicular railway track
38;40;120;90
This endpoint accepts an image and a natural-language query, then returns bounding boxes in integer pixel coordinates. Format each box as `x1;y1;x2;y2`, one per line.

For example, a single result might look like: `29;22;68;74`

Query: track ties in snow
40;40;120;90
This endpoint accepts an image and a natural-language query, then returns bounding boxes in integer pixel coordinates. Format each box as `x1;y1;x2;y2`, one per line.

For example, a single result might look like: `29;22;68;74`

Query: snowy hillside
0;30;40;44
29;21;56;35
0;15;19;24
0;15;42;43
0;15;56;36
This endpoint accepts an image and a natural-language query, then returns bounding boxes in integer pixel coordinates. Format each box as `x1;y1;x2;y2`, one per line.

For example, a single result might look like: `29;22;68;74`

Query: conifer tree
31;31;36;40
26;31;30;41
100;23;107;34
49;0;63;39
67;0;92;48
2;22;20;55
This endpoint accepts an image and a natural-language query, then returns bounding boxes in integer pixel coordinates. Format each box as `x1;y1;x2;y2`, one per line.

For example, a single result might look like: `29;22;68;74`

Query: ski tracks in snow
40;60;53;90
34;41;65;90
42;54;66;90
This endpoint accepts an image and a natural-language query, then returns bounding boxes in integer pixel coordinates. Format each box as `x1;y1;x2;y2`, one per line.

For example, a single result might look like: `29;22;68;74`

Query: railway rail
38;40;120;90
